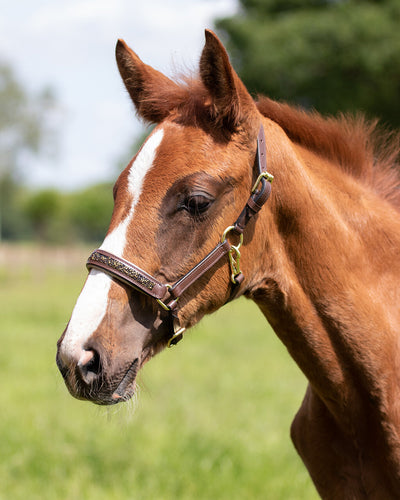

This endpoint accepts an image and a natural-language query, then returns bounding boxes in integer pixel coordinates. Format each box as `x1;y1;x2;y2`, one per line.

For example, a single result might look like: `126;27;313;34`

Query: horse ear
200;30;256;130
115;39;180;123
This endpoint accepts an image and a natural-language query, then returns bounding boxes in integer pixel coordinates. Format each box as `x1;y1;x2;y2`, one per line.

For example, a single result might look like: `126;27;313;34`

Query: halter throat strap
86;123;273;346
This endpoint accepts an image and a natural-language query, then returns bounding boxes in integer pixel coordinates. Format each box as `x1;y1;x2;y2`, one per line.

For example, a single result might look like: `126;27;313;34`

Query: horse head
56;30;271;405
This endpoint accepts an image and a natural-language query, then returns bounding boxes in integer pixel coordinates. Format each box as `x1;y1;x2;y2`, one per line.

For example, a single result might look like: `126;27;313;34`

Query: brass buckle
156;286;185;348
228;246;241;284
167;325;186;348
251;171;274;194
221;226;244;284
156;284;174;311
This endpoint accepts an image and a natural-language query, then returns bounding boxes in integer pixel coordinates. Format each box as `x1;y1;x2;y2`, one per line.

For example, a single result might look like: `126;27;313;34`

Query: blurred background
1;1;399;499
1;0;399;244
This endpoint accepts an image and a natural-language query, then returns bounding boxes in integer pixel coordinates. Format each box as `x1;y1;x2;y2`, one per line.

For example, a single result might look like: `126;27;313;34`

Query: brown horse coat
57;30;400;498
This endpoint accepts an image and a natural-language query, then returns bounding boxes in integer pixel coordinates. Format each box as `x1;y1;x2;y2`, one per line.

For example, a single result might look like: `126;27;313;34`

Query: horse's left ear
200;30;257;130
116;39;181;123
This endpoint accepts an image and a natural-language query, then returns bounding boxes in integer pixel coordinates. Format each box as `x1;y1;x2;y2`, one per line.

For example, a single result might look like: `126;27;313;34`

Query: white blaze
60;128;164;361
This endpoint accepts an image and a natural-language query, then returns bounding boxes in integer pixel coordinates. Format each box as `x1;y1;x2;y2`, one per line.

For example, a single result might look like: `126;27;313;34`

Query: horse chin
72;373;138;406
57;314;169;405
106;340;168;405
58;353;140;406
83;345;160;406
109;357;140;404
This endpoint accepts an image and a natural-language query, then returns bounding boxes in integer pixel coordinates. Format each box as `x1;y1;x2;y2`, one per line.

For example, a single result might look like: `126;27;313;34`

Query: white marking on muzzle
60;128;164;362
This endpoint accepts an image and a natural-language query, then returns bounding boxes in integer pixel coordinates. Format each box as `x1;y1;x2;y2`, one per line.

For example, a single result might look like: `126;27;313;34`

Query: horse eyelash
180;194;214;219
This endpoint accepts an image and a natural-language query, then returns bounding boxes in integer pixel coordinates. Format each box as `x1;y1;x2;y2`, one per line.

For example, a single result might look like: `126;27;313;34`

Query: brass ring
221;226;244;248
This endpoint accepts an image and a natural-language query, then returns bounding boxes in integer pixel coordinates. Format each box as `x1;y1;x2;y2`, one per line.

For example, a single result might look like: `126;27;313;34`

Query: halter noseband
86;124;273;347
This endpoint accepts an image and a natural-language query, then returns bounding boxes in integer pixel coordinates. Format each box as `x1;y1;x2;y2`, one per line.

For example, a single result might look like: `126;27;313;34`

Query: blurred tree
0;177;31;240
216;0;400;127
67;183;114;243
17;183;113;244
23;189;61;242
0;61;58;240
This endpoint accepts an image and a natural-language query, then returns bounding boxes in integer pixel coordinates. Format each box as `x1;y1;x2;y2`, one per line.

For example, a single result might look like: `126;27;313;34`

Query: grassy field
0;244;318;500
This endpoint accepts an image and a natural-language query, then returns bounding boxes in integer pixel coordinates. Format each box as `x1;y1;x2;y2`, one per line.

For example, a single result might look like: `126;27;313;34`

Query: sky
0;0;238;190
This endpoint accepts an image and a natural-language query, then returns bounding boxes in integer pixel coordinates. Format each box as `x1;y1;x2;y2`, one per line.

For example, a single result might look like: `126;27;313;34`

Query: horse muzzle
56;333;142;405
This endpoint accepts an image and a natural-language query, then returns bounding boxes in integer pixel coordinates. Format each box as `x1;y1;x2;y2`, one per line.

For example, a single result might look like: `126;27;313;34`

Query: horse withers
56;30;400;498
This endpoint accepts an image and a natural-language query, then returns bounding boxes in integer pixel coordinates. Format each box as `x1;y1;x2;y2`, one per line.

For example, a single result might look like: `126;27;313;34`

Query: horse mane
256;97;400;210
136;70;400;210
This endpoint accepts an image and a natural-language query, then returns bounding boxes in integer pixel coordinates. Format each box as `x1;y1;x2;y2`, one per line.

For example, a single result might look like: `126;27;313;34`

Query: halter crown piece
87;124;273;347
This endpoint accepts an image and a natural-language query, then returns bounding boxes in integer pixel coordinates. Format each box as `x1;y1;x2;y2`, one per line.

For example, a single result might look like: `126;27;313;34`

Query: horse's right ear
200;30;257;131
116;39;180;123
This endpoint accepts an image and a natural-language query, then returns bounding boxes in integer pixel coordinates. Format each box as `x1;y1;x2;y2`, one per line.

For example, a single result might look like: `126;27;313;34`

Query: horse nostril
77;349;101;385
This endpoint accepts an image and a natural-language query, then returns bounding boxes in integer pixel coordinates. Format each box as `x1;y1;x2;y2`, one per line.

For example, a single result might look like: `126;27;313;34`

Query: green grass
0;245;318;499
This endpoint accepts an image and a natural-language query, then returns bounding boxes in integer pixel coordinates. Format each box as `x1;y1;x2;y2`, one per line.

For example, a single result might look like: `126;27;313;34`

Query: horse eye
184;194;213;216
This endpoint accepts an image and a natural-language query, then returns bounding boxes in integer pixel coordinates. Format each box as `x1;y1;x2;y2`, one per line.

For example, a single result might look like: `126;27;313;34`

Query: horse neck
246;118;400;415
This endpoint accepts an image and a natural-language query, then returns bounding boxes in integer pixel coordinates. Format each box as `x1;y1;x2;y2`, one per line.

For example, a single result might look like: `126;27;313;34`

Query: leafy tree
0;177;31;240
67;183;114;243
23;189;61;242
16;183;113;244
0;61;58;240
216;0;400;127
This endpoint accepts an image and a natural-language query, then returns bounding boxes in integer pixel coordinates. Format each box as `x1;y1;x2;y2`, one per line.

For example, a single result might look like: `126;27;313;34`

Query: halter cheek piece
86;124;273;347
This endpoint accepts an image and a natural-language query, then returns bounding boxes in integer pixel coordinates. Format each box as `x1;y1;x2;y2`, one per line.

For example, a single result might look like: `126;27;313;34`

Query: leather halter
86;124;273;347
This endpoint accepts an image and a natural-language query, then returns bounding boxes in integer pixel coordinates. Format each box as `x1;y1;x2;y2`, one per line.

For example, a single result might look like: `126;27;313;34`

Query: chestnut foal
57;31;400;498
